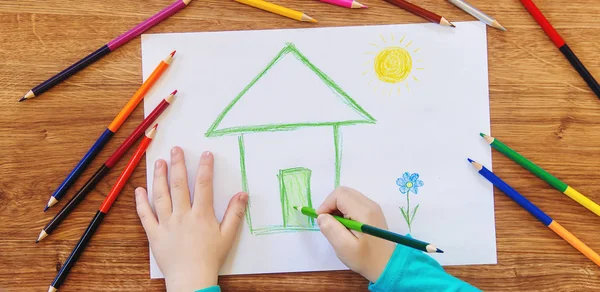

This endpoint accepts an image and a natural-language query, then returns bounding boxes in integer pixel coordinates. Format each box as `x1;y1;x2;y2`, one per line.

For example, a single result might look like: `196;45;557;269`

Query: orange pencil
48;126;158;292
109;51;176;131
44;51;175;211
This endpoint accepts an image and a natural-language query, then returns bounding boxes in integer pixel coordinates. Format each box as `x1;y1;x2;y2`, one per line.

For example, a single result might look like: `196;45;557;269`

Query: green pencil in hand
293;206;443;253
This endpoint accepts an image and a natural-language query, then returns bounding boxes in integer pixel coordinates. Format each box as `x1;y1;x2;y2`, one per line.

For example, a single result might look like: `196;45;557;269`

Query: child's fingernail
171;146;180;155
155;160;163;169
135;187;144;197
202;151;212;158
239;192;248;203
317;214;326;225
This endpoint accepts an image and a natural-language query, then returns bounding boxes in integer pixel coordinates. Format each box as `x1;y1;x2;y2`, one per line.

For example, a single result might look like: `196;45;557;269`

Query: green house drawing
205;43;376;235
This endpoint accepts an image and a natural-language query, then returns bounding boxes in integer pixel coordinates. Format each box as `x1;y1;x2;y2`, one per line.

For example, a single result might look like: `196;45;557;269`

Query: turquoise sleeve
195;286;221;292
369;245;481;292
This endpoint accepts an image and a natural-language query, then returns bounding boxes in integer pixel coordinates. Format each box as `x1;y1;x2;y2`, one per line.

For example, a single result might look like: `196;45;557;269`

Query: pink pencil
19;0;193;102
108;0;193;50
320;0;367;9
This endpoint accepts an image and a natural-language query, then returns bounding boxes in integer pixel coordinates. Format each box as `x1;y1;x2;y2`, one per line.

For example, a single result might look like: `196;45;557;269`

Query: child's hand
135;147;248;291
316;187;396;283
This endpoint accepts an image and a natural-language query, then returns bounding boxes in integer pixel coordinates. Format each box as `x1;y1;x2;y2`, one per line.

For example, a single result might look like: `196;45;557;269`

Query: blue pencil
44;129;113;211
43;52;175;211
468;158;600;267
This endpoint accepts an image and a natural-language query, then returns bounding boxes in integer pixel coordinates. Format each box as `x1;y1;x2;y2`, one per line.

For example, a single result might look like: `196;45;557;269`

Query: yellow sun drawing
363;34;424;96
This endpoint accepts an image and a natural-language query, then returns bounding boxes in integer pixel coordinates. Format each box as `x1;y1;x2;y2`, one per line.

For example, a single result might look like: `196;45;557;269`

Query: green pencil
293;206;443;253
481;133;600;217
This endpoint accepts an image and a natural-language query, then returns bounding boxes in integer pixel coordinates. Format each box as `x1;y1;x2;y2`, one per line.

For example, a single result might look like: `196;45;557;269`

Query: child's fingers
316;190;341;214
169;147;191;213
193;151;215;217
153;159;172;222
316;187;362;218
220;192;248;244
317;214;358;253
135;187;158;239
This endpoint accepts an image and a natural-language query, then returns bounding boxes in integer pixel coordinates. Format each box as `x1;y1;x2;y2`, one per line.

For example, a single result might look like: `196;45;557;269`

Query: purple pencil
19;0;192;102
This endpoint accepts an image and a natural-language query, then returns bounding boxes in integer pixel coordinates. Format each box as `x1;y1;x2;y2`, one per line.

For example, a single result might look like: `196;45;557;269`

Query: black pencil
520;0;600;98
48;210;104;292
19;46;111;102
37;92;175;243
48;127;156;292
19;0;193;102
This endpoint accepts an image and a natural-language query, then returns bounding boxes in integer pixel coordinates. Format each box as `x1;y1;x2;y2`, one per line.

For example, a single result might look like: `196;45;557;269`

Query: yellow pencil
235;0;318;23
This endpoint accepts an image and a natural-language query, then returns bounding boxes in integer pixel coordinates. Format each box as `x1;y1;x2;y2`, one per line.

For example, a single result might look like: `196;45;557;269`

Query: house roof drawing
205;43;376;138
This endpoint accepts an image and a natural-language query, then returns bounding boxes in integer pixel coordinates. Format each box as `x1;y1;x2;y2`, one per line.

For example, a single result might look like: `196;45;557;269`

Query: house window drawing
205;43;376;235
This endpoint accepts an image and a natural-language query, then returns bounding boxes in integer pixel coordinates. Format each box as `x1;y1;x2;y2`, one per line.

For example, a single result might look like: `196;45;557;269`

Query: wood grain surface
2;0;600;291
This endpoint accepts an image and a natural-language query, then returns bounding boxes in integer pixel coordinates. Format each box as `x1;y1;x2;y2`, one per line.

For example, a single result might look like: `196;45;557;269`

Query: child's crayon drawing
205;43;376;235
397;172;424;233
363;33;424;97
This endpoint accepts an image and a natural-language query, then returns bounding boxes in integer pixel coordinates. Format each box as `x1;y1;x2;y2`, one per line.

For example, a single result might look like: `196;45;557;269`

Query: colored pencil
294;206;443;253
448;0;505;31
320;0;367;9
36;92;176;243
519;0;600;99
48;126;157;292
43;51;174;212
383;0;455;27
235;0;318;23
481;133;600;217
468;159;600;267
19;0;191;102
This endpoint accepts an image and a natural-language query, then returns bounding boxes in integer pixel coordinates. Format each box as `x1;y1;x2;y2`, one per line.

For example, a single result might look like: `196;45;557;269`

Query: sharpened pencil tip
468;159;483;171
18;96;26;102
170;50;176;57
293;206;299;210
450;23;456;28
171;89;178;95
37;230;49;242
479;133;486;137
354;1;367;8
43;205;49;212
35;240;39;244
147;124;159;139
436;248;444;253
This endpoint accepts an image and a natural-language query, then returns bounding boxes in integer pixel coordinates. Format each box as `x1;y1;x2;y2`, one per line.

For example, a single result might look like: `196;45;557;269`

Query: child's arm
135;147;248;292
369;244;480;292
317;187;480;292
194;286;221;292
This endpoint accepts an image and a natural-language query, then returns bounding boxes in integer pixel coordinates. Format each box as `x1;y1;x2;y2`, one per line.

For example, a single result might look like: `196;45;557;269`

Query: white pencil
448;0;506;31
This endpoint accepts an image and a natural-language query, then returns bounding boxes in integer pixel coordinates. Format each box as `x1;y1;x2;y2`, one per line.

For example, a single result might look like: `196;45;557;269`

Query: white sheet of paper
141;21;496;278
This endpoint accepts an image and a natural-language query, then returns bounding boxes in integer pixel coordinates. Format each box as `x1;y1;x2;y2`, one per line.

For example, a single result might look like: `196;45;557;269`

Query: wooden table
1;0;600;291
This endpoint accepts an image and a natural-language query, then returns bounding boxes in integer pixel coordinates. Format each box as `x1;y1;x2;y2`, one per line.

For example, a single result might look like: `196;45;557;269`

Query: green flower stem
406;190;411;232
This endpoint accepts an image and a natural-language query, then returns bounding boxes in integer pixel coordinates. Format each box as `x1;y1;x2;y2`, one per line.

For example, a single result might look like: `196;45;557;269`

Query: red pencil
100;125;157;213
37;91;176;243
520;0;600;98
384;0;455;27
48;125;158;292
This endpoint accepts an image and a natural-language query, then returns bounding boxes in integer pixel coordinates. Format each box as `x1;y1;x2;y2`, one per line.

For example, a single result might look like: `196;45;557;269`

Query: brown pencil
384;0;455;27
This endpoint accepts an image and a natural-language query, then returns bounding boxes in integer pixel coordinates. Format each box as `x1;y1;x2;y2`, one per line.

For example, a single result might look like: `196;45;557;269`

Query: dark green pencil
294;206;443;253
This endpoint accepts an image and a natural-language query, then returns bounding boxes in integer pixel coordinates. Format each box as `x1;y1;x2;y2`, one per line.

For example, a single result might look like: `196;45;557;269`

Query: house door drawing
278;167;315;229
205;42;376;235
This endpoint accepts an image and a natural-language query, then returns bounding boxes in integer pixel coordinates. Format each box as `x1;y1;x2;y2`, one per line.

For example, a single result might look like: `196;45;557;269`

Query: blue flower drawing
396;172;424;194
397;172;424;233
